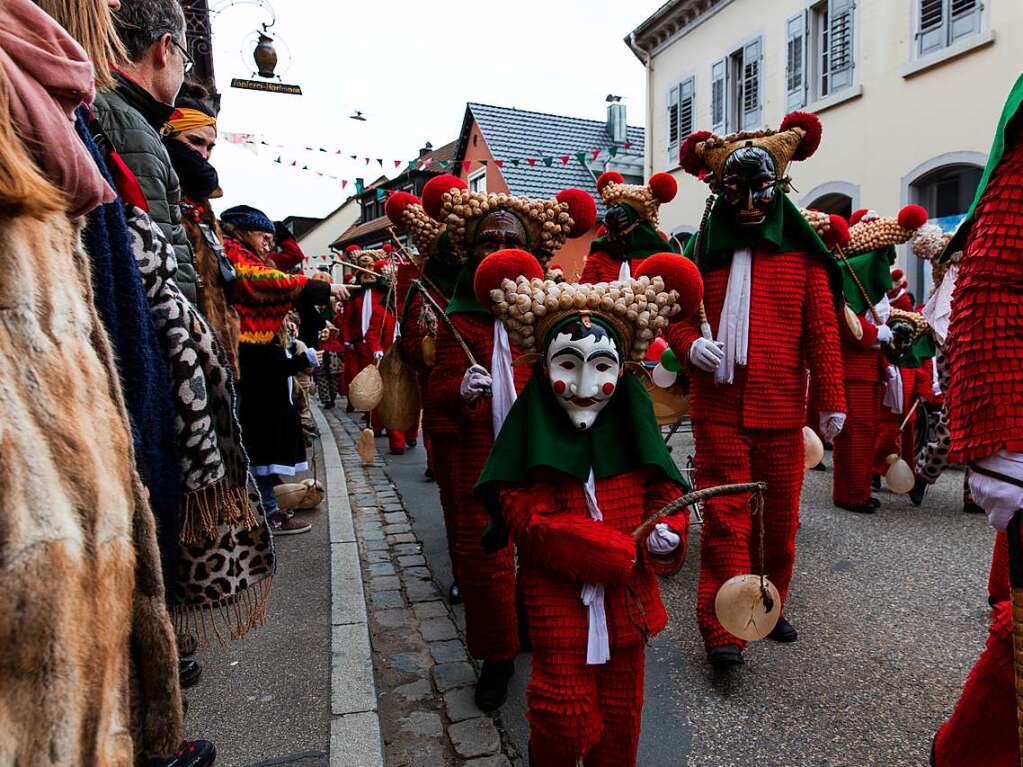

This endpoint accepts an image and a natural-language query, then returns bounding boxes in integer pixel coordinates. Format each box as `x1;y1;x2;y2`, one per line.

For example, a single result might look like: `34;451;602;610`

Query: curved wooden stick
410;279;480;369
633;481;767;540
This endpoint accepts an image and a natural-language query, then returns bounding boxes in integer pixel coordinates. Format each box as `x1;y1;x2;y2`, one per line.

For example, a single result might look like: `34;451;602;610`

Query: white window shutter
828;0;855;92
679;78;695;139
786;13;807;110
741;38;763;130
667;83;680;156
711;58;727;133
950;0;980;42
918;0;945;55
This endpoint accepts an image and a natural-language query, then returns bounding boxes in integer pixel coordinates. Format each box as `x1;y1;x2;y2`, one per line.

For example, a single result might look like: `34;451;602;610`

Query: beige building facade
627;0;1023;296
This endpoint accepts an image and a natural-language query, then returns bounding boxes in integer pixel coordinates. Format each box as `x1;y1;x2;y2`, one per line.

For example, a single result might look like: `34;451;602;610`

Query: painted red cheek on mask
553;379;567;394
602;382;615;395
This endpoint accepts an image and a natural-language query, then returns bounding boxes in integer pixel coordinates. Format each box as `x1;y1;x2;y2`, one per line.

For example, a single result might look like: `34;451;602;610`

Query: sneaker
270;512;312;535
147;740;216;767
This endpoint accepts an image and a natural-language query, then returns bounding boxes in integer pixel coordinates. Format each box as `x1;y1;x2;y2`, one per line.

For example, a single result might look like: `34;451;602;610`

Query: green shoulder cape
475;370;687;551
590;213;680;261
839;246;895;313
445;258;488;317
941;72;1023;262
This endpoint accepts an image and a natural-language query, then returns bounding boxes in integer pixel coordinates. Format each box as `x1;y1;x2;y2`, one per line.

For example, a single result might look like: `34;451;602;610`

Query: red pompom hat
595;170;677;227
845;203;932;255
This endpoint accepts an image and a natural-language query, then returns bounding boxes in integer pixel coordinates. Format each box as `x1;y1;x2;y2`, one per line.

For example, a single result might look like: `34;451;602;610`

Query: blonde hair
34;0;127;89
0;68;65;218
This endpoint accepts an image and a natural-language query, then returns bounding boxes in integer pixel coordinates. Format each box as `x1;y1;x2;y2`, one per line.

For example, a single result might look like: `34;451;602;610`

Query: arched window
801;181;859;220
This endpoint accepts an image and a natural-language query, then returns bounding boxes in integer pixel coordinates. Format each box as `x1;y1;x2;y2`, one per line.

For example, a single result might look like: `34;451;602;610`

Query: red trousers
693;421;804;650
873;408;914;476
528;644;645;767
933;602;1017;766
833;381;880;506
428;434;459;580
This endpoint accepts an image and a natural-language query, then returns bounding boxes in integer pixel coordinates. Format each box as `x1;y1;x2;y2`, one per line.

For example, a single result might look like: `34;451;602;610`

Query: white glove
689;338;724;373
330;283;350;300
646;522;680;556
968;451;1023;532
819;411;846;442
372;350;384;362
304;348;321;368
874;324;894;347
460;364;492;402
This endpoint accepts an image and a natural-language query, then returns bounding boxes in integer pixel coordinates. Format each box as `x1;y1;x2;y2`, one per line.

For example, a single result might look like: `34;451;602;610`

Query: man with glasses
94;0;199;304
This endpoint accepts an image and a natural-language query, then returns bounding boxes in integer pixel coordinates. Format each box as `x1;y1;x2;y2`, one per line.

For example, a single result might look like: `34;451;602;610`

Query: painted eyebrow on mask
587;350;619;363
551;347;585;361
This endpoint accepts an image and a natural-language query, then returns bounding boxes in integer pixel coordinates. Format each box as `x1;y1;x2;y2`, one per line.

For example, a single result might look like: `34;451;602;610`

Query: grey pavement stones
311;405;384;767
327;408;512;766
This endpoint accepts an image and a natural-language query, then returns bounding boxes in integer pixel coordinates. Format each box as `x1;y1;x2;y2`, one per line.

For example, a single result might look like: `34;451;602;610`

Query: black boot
835;499;877;514
871;473;882;490
179;659;202;689
707;644;744;670
474;659;515;712
147;740;216;767
909;477;928;506
767;616;798;643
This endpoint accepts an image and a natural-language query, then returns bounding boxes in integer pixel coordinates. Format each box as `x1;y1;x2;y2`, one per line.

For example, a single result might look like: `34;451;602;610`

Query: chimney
419;141;434;158
607;101;627;144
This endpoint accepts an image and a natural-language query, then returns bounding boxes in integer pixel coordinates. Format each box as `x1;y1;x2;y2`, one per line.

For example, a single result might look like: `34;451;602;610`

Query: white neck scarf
360;289;373;339
883;363;904;414
490;319;516;438
580;470;610;665
923;263;958;346
618;260;631;282
715;247;752;384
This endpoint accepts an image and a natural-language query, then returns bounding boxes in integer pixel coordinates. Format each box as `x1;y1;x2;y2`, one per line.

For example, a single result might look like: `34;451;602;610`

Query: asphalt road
384;430;994;767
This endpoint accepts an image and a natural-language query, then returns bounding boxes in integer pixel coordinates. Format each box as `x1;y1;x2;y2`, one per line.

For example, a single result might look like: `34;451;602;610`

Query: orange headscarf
166;107;216;135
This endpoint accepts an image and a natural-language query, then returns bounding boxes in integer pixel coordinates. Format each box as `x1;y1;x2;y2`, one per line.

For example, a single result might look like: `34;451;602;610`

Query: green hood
590;212;678;261
445;258;488;317
839;246;896;313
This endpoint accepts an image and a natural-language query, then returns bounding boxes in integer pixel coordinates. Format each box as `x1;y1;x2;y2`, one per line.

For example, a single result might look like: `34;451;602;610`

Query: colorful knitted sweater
224;236;328;344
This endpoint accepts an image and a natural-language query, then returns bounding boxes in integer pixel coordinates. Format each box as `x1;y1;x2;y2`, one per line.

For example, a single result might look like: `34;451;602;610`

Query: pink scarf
0;0;114;217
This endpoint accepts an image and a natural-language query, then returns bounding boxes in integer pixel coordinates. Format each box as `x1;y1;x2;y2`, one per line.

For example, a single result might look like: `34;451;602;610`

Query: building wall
299;198;360;275
642;0;1023;292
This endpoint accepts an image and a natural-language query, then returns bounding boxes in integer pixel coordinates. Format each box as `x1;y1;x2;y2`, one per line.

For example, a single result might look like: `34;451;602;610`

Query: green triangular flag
542;156;554;167
511;159;520;167
439;160;449;168
608;146;619;157
575;152;587;166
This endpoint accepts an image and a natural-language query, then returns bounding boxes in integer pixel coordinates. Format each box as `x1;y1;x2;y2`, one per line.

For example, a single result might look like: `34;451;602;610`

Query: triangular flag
260;139;269;146
623;141;633;150
480;159;489;166
364;157;371;165
302;165;308;170
559;155;569;165
575;152;587;166
511;159;520;167
336;149;343;155
305;146;312;151
608;146;619;157
591;149;602;160
341;179;348;189
355;180;365;194
291;160;298;167
461;160;471;173
394;160;402;168
422;158;433;167
494;159;504;168
274;156;282;163
542;157;554;167
439;160;449;168
376;158;383;167
319;147;327;153
527;158;537;167
376;188;386;200
350;154;358;160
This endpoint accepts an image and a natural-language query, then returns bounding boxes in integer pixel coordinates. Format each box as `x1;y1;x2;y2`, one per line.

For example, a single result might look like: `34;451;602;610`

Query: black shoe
812;461;827;472
707;644;744;670
448;582;462;605
871;473;882;490
474;660;515;712
909;477;928;506
179;659;202;689
323;401;334;410
963;499;984;514
177;633;197;658
866;496;881;509
345;402;354;414
424;467;434;482
407;439;418;448
835;500;877;514
767;617;798;643
147;740;216;767
390;447;406;456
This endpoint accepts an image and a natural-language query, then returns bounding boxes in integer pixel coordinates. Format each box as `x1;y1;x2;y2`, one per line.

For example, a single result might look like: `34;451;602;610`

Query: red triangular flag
560;155;570;165
336;149;342;155
493;159;504;168
527;158;537;167
341;180;348;189
364;157;371;165
394;160;402;168
623;141;633;150
462;160;472;173
591;149;602;160
291;160;297;166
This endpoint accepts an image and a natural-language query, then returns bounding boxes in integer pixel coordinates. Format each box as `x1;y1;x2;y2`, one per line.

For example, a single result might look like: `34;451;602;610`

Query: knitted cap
221;204;274;234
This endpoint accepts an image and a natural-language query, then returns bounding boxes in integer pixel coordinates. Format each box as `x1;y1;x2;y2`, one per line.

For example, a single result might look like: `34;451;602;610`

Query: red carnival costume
933;74;1023;767
474;250;702;766
420;175;596;709
580;171;678;282
667;113;846;666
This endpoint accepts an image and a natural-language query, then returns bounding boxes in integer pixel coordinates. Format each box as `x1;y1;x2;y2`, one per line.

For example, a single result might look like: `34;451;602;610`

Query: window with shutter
741;38;762;130
711;59;726;133
828;0;854;92
950;0;980;41
918;0;945;53
667;83;680;153
679;78;695;139
786;13;807;110
917;0;981;56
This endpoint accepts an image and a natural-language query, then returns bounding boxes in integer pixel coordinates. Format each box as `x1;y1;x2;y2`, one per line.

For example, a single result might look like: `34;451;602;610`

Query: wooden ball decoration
802;426;824;470
885;457;916;494
349;364;384;411
715;574;782;641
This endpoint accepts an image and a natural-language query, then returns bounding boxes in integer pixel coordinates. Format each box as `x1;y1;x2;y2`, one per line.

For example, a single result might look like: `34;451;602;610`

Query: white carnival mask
546;318;622;431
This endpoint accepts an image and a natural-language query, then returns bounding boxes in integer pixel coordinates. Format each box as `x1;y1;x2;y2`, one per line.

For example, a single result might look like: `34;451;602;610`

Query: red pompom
344;244;361;256
422;174;467;220
473;249;544;308
779;111;822;161
849;209;870;226
679;131;712;178
645;336;668;363
595;224;608;238
648;172;677;204
596;171;624;194
385;191;419;226
556;188;597;237
659;230;669;241
381;243;394;254
372;259;386;271
891;268;904;281
634;252;704;321
822;214;850;248
898;204;929;231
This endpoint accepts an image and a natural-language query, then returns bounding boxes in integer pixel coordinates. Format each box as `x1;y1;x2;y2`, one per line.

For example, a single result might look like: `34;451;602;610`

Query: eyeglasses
171;38;194;73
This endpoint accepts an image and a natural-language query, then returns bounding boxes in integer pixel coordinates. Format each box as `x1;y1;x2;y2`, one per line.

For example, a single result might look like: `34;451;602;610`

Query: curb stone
311;405;385;767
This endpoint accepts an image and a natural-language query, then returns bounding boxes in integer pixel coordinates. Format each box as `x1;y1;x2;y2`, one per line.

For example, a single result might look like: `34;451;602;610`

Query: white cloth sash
581;470;610;665
715;248;752;384
883;364;904;414
923;263;958;346
491;319;516;438
618;260;631;281
360;289;373;339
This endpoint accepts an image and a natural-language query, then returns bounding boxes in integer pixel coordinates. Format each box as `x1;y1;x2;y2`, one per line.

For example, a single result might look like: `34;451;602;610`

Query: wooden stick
328;258;380;278
410;279;480;369
898;397;922;433
698;302;713;341
633;481;767;540
834;244;883;326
